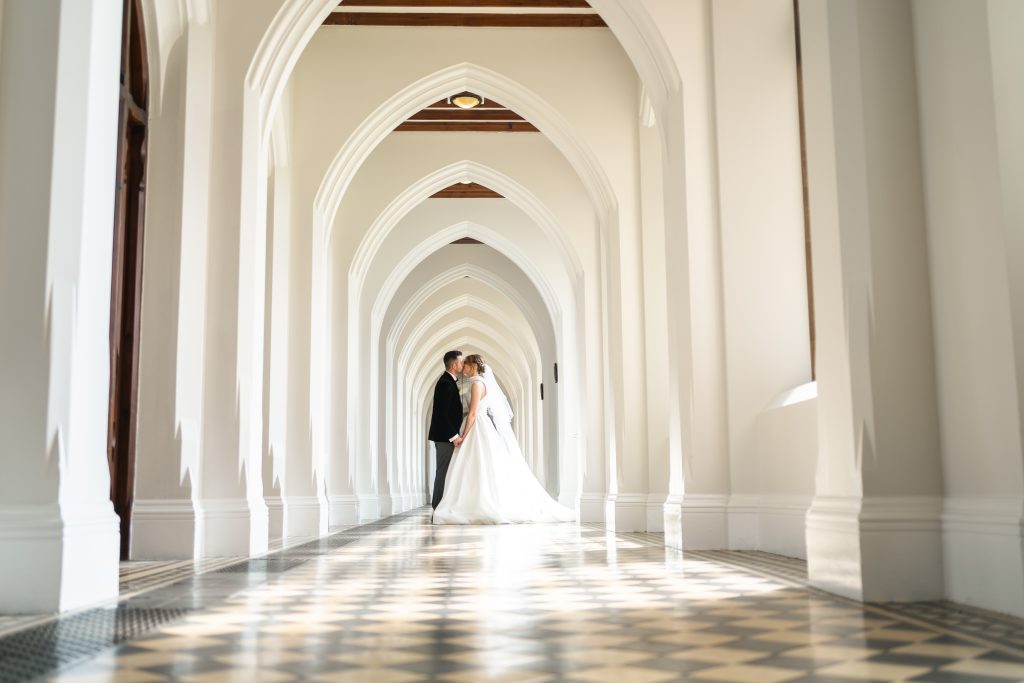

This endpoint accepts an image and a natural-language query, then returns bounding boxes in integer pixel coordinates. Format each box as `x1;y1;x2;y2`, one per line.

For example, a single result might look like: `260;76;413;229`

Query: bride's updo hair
464;354;487;374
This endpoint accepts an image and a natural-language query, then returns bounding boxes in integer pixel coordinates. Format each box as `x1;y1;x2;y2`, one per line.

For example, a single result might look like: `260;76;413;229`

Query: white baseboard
727;494;761;551
663;494;684;548
943;497;1024;618
0;501;119;612
283;496;321;538
727;494;811;558
328;495;360;530
663;493;729;550
646;495;666;532
132;498;198;559
195;498;252;558
610;493;648;532
265;497;285;542
807;495;944;603
358;495;380;523
578;493;606;524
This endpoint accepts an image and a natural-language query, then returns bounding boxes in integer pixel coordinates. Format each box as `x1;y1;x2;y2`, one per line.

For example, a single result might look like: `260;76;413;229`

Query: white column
610;118;651;533
639;102;671;533
710;0;811;550
913;0;1024;615
578;270;609;523
132;20;214;560
0;0;123;612
327;238;361;526
657;0;731;550
801;0;945;602
282;152;320;539
262;162;287;542
193;10;275;556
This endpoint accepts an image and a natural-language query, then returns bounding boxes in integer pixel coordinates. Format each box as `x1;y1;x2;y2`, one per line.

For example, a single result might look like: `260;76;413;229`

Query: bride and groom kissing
428;350;575;525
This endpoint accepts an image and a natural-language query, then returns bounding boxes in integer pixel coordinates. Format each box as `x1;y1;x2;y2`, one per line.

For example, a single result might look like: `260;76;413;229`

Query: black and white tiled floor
2;510;1024;682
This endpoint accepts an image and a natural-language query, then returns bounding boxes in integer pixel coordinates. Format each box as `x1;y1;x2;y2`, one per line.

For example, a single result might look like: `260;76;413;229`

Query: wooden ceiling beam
324;12;606;27
425;99;507;110
431;183;505;198
341;1;592;7
394;121;539;132
409;109;525;122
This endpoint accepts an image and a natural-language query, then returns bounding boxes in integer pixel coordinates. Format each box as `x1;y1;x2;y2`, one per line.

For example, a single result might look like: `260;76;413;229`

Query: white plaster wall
709;0;812;549
710;1;809;457
751;389;818;559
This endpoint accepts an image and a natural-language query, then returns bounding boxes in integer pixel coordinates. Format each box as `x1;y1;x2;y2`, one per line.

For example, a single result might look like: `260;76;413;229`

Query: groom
428;350;464;509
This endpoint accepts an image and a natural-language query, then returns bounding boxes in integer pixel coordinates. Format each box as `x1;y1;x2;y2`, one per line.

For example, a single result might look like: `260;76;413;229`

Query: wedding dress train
432;374;576;525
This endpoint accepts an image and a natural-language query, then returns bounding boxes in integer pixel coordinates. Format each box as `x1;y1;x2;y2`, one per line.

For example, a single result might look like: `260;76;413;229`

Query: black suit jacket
428;373;463;443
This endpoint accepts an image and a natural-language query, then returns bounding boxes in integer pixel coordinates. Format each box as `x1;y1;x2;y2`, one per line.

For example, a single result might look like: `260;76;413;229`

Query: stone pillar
0;0;123;612
801;0;945;602
328;236;363;526
262;160;288;543
638;100;671;533
283;148;321;539
132;20;214;560
611;169;651;530
578;272;610;523
654;0;731;550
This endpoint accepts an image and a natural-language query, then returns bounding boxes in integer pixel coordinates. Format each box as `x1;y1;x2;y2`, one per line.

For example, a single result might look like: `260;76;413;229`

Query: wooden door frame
108;0;149;561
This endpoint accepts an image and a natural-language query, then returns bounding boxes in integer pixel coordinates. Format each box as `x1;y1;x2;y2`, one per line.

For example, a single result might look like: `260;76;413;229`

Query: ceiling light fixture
459;180;473;185
448;92;484;109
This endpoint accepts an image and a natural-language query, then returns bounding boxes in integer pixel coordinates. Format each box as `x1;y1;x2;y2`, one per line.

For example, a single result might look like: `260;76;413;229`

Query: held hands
453;435;464;448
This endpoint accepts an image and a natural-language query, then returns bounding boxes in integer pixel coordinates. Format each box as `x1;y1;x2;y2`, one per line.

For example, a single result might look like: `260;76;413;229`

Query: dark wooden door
108;0;149;561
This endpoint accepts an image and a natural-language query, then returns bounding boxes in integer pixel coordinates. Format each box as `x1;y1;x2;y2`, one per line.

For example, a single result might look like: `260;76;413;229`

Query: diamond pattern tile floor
0;510;1021;682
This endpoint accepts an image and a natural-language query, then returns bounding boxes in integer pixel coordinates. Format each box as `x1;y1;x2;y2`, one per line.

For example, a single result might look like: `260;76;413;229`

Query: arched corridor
1;0;1024;680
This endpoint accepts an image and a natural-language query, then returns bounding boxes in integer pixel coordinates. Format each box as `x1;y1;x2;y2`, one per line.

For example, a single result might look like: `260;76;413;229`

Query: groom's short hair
443;350;463;369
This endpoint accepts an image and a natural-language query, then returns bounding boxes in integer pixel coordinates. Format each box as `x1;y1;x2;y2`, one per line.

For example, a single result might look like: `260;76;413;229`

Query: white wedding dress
432;372;576;525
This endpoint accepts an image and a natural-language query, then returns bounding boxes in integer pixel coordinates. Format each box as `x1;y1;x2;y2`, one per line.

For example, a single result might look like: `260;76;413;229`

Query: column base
807;495;944;602
0;502;119;613
663;494;684;549
358;495;380;523
378;494;394;518
283;496;321;539
265;497;285;543
943;497;1024;617
328;495;360;530
664;494;728;550
195;498;251;558
131;499;198;559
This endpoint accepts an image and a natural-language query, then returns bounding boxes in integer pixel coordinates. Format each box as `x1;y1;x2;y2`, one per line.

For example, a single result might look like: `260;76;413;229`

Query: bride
432;354;576;525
